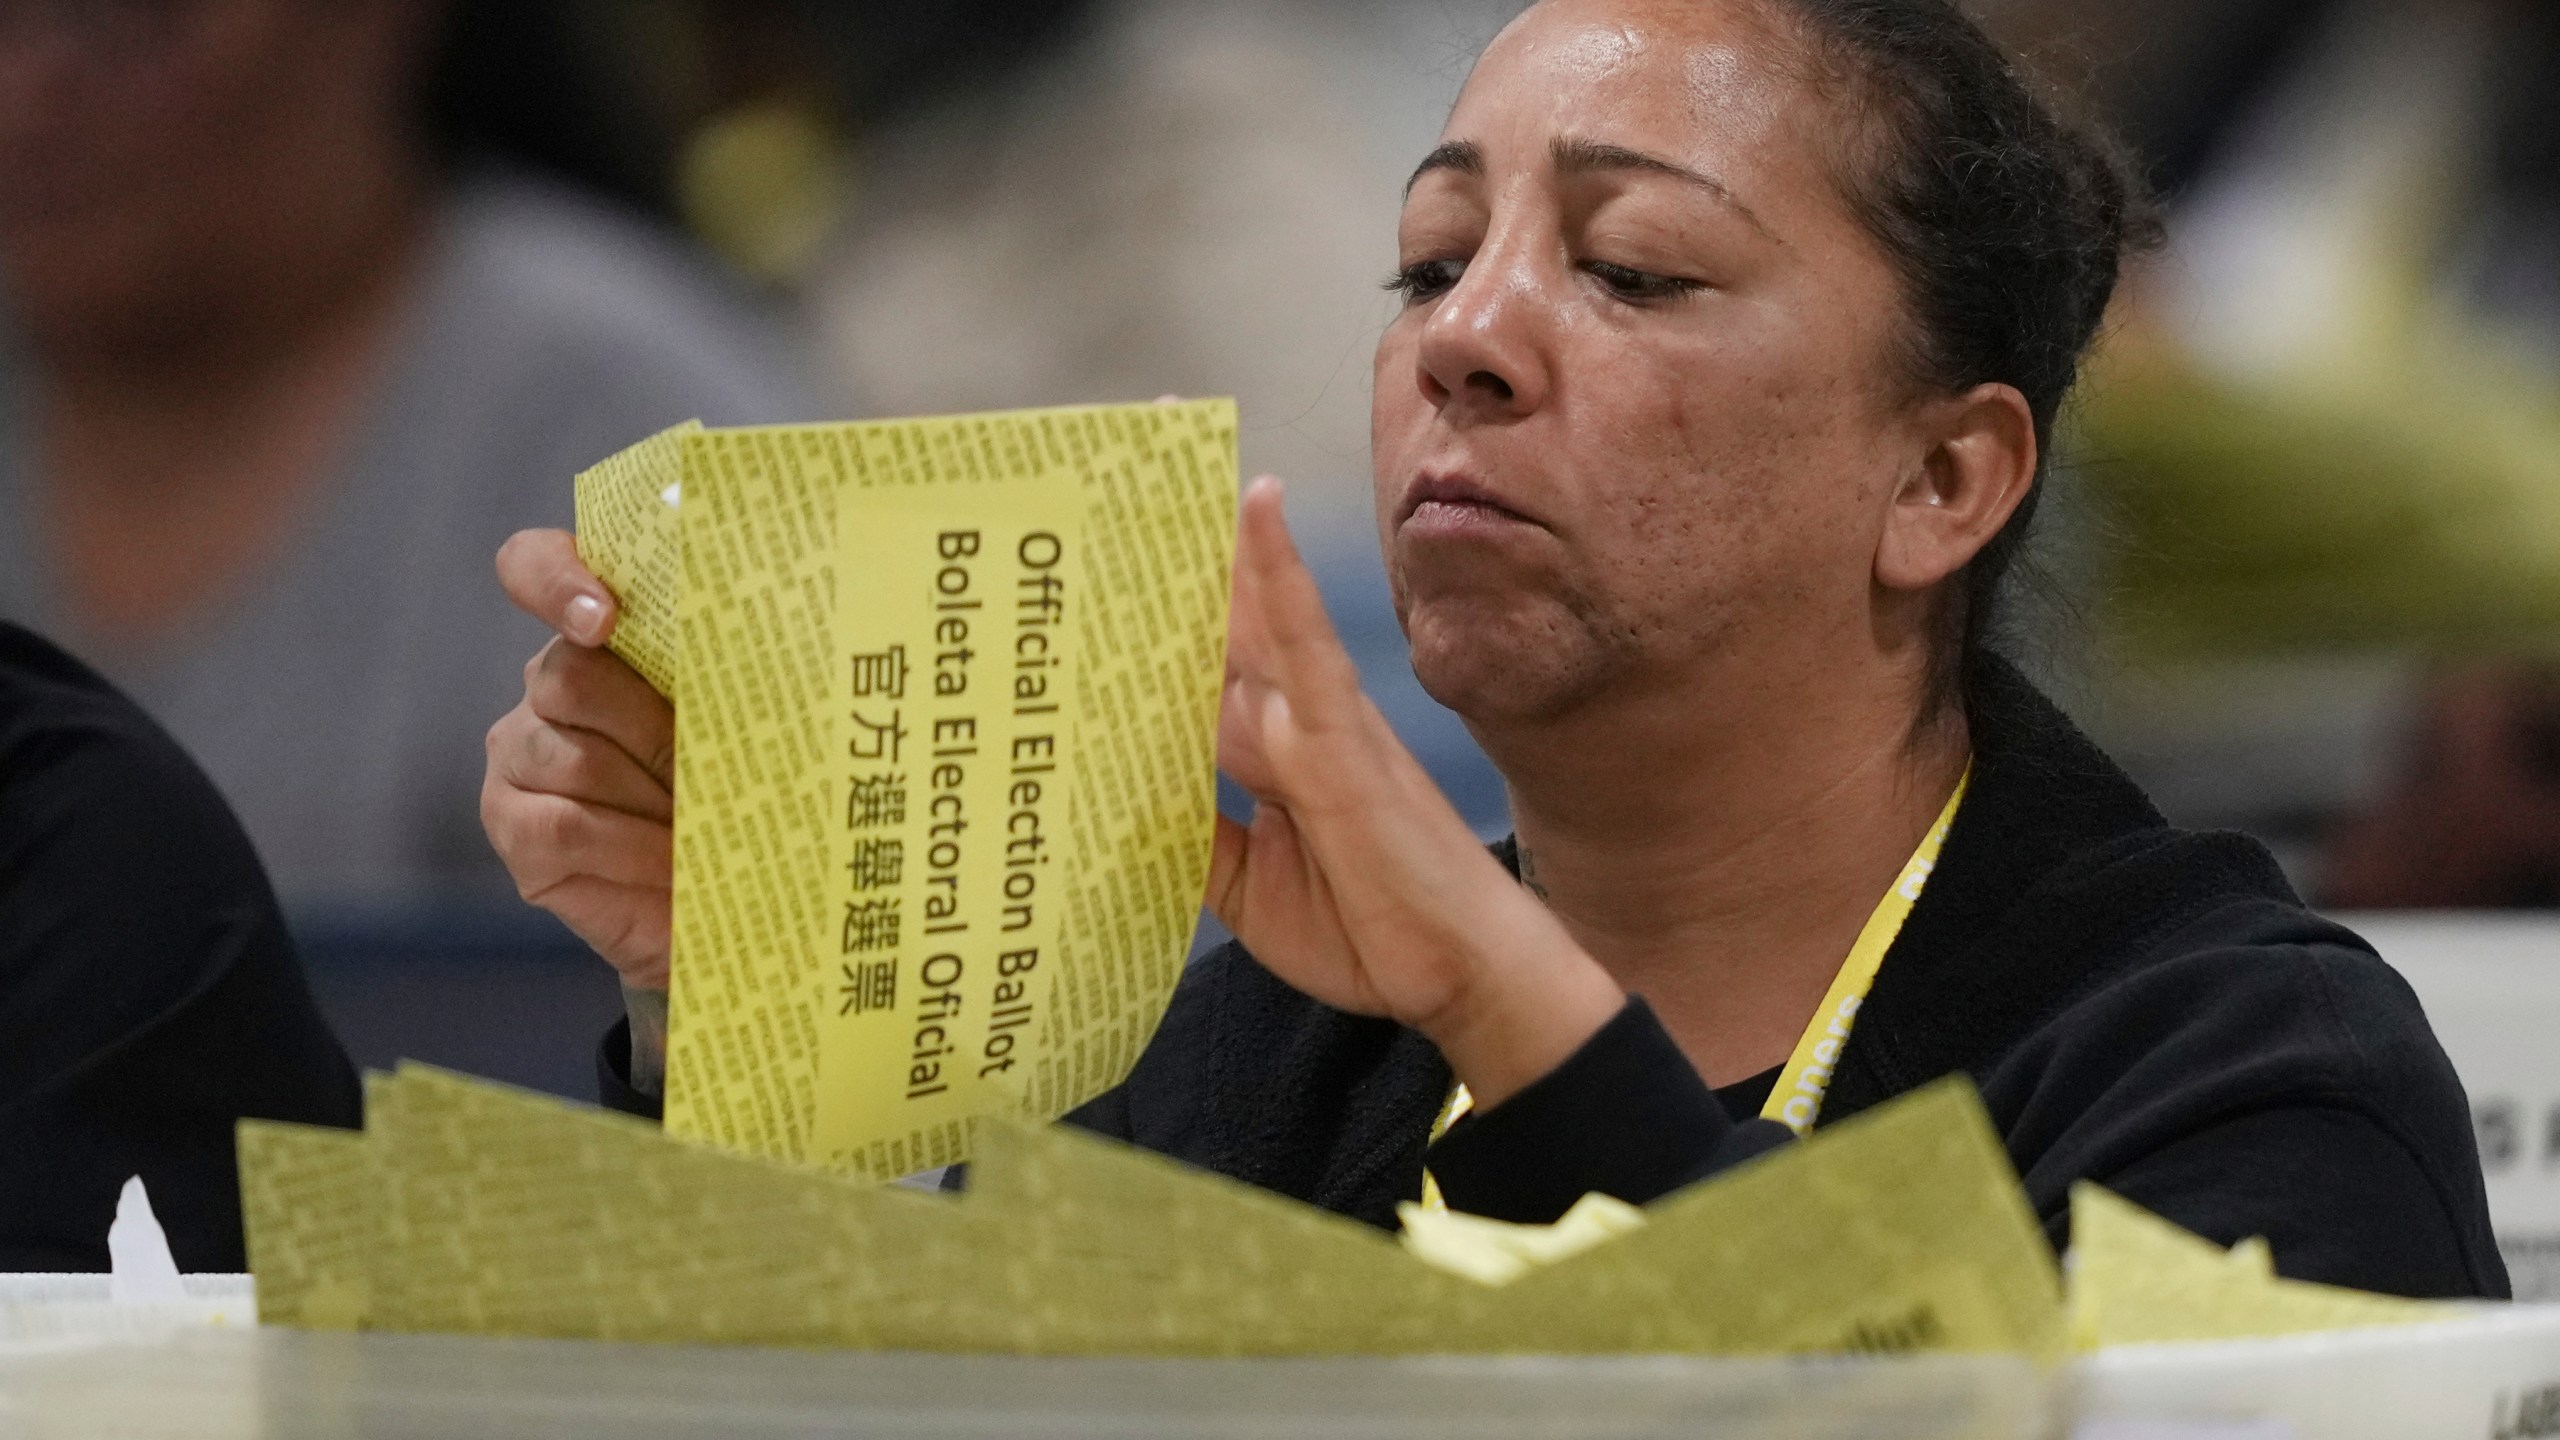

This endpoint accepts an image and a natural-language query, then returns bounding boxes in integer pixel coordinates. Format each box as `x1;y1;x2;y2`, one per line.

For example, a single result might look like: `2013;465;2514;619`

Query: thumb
1205;812;1251;934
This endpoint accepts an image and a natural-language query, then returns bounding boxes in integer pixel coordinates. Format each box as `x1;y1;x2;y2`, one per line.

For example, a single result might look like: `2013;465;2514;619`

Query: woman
482;0;2506;1298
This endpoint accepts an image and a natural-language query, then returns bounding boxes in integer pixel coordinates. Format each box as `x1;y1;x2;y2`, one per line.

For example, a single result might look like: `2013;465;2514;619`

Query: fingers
1222;510;1271;689
1223;477;1385;827
487;703;673;823
1215;675;1277;799
1205;812;1251;934
1205;803;1317;957
1202;804;1329;944
522;638;676;788
528;875;673;990
483;648;675;985
480;768;676;895
479;761;673;992
497;529;617;646
1215;484;1282;798
1234;478;1362;728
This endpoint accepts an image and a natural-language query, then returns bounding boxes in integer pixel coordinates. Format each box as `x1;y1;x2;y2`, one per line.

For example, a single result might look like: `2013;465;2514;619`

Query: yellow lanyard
1418;771;1969;1213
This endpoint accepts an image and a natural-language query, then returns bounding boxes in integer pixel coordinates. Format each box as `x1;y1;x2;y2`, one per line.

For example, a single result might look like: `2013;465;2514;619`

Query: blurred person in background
0;0;807;912
2300;0;2560;908
1968;0;2560;904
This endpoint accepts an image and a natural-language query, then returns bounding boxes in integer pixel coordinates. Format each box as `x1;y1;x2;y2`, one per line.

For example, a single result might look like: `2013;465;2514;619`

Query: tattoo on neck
1518;844;1550;901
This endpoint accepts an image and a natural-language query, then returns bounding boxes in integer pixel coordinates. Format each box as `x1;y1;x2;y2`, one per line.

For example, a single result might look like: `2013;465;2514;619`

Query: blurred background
3;0;2558;1098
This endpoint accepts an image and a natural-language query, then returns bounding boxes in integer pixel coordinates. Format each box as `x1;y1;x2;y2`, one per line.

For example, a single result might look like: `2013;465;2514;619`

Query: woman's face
1372;0;1922;726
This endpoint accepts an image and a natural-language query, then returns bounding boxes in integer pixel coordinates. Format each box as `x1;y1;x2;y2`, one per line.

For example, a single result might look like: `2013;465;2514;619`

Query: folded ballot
572;404;1238;1179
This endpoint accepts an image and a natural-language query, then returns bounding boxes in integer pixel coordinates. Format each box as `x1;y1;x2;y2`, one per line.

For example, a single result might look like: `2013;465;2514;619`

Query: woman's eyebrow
1405;140;1484;195
1551;137;1780;243
1403;136;1781;245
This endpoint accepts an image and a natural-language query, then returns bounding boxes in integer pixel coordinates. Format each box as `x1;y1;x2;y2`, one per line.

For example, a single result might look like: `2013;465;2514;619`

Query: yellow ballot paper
2065;1183;2454;1350
573;403;1237;1179
237;1081;2477;1358
1461;1077;2067;1359
240;1067;2073;1359
236;1119;374;1332
570;420;692;699
1397;1193;1650;1287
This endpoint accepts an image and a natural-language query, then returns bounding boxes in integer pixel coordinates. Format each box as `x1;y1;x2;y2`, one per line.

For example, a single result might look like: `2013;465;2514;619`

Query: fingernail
566;594;608;644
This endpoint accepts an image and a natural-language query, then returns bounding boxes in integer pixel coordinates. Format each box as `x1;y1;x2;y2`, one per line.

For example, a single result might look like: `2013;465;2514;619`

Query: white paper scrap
106;1177;186;1305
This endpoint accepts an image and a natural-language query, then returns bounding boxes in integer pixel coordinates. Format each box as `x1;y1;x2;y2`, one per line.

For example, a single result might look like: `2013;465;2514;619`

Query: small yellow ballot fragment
1398;1193;1648;1287
2066;1183;2453;1349
572;419;694;699
572;402;1237;1178
235;1119;373;1331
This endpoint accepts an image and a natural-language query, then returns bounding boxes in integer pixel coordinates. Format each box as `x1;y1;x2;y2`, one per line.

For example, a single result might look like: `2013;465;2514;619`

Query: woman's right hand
482;530;676;989
1207;479;1624;1110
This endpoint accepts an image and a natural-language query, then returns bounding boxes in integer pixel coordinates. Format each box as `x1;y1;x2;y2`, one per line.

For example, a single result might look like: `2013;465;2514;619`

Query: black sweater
0;624;362;1271
1061;660;2509;1300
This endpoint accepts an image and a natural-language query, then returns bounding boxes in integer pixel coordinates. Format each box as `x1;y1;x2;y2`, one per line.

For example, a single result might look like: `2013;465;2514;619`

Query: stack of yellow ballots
233;401;2463;1358
238;1067;2452;1356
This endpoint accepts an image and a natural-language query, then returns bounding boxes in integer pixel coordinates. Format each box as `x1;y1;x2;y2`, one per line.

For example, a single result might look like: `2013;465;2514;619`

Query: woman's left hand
1207;477;1624;1108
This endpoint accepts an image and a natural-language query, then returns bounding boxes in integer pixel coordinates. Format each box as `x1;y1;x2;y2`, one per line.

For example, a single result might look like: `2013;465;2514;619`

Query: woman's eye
1584;261;1704;303
1385;259;1465;304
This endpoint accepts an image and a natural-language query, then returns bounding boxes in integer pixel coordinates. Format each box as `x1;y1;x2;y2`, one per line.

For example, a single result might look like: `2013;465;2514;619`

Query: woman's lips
1396;474;1545;537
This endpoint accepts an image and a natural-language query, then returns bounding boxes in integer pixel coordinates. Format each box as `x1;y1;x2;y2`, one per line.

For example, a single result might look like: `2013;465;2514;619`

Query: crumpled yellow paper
1397;1193;1649;1287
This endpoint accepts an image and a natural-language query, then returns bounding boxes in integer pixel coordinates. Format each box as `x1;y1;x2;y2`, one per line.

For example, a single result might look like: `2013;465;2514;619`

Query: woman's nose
1414;251;1553;420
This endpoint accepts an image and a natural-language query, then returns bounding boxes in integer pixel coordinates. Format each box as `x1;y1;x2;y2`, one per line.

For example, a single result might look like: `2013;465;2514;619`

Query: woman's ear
1875;382;2038;594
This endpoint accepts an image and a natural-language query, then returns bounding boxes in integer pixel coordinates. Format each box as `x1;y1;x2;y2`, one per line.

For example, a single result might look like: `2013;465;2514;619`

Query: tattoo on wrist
1517;844;1549;901
623;984;670;1098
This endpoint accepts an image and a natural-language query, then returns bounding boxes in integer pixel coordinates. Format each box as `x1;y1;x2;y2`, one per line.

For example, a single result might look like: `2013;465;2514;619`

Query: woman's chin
1404;608;1614;727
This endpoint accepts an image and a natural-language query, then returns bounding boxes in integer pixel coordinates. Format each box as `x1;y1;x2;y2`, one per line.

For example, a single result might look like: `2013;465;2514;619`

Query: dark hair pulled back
1757;0;2158;707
